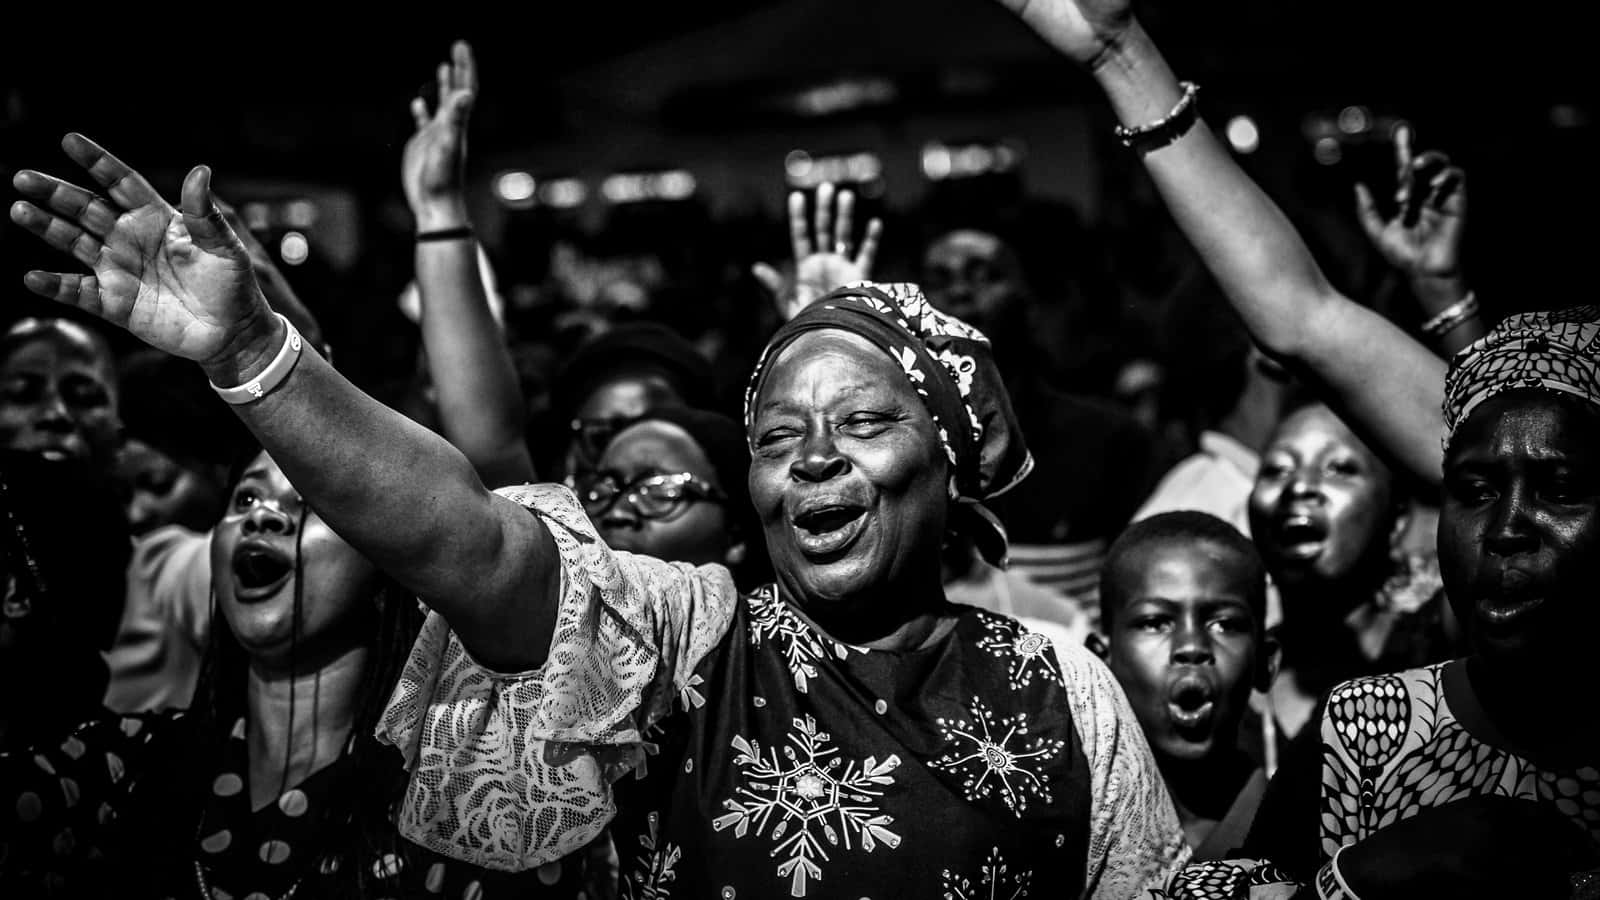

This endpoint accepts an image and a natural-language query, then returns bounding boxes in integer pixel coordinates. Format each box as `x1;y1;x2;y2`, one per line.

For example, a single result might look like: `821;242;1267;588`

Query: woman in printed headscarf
9;125;1186;895
993;0;1600;893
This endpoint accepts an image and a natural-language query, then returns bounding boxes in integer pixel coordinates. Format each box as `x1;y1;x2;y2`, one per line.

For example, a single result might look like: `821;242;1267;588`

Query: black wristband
416;226;474;243
1114;81;1201;156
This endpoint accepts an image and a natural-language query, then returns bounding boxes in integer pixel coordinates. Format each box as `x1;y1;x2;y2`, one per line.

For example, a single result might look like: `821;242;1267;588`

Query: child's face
1106;539;1265;763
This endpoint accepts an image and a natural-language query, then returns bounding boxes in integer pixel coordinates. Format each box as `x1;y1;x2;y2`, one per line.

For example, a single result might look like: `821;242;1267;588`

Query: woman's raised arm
998;0;1448;484
401;41;536;488
10;135;556;671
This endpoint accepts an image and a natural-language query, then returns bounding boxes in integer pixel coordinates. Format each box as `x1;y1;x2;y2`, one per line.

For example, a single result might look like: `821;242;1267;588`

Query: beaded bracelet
1114;81;1201;154
1421;291;1479;338
209;313;304;406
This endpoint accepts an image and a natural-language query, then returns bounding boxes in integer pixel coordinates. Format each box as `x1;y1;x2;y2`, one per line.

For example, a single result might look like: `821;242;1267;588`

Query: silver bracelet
1113;81;1201;153
1421;291;1479;338
209;313;304;405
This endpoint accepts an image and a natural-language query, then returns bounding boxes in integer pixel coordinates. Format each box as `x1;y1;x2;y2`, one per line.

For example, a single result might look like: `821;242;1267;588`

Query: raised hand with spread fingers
10;134;558;672
403;40;477;232
752;182;883;321
10;134;274;378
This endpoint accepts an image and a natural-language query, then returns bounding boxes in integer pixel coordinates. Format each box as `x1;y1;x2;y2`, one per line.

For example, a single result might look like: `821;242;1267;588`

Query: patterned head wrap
744;282;1033;566
1443;305;1600;448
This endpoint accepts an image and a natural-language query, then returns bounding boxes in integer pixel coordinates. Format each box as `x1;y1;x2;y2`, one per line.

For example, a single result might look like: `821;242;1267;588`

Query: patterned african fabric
1155;659;1600;899
1442;303;1600;448
0;709;577;899
378;483;1189;898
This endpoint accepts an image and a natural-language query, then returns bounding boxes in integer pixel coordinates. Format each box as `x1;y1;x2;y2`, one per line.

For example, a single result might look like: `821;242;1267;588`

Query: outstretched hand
753;182;883;322
403;40;477;229
9;134;272;372
992;0;1134;69
1355;124;1465;284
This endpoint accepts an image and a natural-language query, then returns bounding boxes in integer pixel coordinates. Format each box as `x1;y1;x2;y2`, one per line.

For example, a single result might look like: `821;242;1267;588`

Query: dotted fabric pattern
1442;304;1600;447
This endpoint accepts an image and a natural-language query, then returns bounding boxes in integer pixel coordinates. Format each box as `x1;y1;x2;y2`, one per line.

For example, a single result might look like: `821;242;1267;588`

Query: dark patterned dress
379;484;1187;899
0;710;578;898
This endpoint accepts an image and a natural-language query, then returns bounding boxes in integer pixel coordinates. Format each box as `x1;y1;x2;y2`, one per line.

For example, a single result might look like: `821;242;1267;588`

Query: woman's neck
780;573;956;652
1463;653;1600;770
245;645;370;811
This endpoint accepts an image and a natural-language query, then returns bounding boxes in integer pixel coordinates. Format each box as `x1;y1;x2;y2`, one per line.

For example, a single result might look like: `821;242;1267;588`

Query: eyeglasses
572;471;727;520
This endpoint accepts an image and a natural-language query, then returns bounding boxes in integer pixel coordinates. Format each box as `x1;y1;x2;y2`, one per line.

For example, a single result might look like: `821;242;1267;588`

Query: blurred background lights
1225;115;1260;154
1337;105;1371;134
784;150;814;181
537;178;588;209
283;199;318;229
279;231;309;266
920;140;1023;180
600;170;698;203
494;170;537;207
1313;136;1343;165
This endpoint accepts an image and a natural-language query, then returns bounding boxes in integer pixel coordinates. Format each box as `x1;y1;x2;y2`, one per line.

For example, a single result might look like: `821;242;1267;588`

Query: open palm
403;41;477;216
9;133;262;364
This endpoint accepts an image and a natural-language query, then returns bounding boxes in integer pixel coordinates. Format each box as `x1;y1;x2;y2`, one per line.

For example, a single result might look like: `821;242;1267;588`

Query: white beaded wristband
209;313;304;405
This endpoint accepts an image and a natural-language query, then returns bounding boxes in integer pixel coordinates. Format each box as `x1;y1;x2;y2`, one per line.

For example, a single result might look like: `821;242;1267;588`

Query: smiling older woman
8;137;1186;896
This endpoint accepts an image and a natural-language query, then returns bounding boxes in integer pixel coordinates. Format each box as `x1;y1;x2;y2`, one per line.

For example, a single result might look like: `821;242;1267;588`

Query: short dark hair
1100;510;1267;630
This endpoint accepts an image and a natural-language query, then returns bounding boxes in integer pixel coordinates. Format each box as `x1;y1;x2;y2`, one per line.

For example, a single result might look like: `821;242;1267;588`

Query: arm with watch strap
996;0;1449;487
402;41;536;488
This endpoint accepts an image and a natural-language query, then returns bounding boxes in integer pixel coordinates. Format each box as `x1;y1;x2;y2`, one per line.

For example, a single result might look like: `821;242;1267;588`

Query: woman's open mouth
1166;675;1217;733
231;541;294;601
790;503;868;558
1272;514;1328;561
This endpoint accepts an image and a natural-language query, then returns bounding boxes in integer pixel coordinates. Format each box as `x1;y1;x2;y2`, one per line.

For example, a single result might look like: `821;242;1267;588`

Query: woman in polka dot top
0;451;582;899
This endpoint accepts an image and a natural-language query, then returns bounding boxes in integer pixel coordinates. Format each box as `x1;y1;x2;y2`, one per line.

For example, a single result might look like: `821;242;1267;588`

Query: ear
1254;626;1283;693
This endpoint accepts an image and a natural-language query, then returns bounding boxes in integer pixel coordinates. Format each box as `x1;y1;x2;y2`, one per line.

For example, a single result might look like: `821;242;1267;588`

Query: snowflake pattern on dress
712;715;902;897
941;846;1031;900
974;614;1064;691
744;588;854;694
620;811;682;900
929;696;1064;817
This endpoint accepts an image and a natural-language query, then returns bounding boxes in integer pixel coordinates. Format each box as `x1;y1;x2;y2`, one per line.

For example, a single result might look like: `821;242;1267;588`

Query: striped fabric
1008;539;1108;630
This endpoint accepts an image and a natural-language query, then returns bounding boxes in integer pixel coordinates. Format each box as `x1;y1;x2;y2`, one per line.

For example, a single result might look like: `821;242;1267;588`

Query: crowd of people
2;0;1596;897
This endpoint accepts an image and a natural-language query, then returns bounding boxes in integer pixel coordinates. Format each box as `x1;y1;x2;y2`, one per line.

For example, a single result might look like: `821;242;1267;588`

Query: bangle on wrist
209;313;304;405
1314;845;1363;900
1114;81;1201;154
416;226;474;243
1421;291;1479;338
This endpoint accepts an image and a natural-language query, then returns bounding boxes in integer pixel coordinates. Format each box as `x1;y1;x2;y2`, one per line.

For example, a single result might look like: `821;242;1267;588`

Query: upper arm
1294;298;1447;486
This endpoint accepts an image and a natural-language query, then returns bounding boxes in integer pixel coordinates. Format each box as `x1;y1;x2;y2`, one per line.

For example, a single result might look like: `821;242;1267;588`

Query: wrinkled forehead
755;329;908;411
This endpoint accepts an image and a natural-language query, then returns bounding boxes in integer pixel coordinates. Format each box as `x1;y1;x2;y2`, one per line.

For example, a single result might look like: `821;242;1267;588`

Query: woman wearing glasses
572;405;771;589
9;124;1185;897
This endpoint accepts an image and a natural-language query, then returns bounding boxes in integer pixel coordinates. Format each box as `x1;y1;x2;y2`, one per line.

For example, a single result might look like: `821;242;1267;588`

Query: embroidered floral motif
975;615;1064;691
713;715;902;897
941;847;1031;900
930;697;1063;817
621;811;682;900
745;588;852;694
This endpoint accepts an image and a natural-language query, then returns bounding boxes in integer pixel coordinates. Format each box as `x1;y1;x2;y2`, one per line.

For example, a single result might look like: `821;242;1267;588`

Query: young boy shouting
1100;511;1278;858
